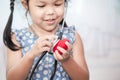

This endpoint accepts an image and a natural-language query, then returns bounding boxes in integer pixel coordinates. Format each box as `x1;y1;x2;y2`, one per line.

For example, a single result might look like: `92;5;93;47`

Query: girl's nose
45;6;55;15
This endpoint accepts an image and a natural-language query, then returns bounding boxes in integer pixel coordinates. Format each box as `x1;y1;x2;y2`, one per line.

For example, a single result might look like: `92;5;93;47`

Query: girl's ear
21;0;28;10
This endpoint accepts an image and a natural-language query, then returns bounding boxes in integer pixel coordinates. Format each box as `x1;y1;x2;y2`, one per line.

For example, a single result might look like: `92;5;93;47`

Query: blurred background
0;0;120;80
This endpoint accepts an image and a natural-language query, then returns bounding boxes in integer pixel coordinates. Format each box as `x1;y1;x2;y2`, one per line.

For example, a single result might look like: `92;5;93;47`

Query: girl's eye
55;3;62;6
37;5;45;8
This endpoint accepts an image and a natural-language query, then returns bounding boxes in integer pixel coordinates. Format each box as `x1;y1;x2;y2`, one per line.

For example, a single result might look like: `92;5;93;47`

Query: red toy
53;39;70;55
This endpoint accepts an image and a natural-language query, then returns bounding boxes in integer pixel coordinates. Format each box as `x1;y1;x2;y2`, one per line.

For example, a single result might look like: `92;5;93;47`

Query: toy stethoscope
27;19;69;80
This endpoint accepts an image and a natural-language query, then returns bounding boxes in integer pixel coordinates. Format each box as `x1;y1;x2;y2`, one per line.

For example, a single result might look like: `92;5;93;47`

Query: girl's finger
65;41;72;52
57;46;67;55
53;50;63;61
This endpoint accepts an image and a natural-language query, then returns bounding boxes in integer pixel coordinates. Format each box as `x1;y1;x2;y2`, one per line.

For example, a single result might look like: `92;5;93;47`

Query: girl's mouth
45;19;56;25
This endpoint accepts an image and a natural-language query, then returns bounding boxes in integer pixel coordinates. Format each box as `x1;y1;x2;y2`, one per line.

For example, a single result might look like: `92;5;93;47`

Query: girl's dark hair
3;0;20;51
3;0;68;51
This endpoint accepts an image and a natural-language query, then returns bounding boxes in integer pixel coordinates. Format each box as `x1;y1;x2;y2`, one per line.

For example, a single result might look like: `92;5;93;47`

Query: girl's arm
61;31;89;80
7;34;35;80
7;34;54;80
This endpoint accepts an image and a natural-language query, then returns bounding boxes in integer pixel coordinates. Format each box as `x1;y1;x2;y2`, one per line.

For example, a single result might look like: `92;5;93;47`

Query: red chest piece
53;39;70;55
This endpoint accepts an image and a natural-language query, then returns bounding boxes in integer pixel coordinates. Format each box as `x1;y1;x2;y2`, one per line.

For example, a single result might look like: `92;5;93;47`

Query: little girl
3;0;89;80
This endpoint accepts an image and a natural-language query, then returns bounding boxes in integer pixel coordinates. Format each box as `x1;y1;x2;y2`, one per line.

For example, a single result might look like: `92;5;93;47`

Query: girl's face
27;0;65;32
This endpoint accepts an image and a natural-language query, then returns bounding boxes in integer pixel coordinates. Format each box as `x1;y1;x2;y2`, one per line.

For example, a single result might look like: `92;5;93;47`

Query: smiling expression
26;0;65;32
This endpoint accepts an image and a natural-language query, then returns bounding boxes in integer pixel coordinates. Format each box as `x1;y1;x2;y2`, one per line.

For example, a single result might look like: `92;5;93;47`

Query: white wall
0;0;120;80
0;0;9;80
66;0;120;80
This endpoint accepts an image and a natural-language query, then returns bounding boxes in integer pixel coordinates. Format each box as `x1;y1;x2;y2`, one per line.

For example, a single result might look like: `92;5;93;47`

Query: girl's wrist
60;55;71;63
60;50;73;63
26;52;35;61
26;49;38;60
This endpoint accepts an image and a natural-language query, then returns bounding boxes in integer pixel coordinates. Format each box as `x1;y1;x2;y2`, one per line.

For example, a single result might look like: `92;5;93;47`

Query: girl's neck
30;25;58;37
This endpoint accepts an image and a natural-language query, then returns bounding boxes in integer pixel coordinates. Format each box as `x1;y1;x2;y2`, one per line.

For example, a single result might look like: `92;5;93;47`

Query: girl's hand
29;35;57;58
53;41;73;63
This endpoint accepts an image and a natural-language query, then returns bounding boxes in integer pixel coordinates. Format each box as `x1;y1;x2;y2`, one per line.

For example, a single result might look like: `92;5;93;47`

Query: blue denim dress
12;26;75;80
